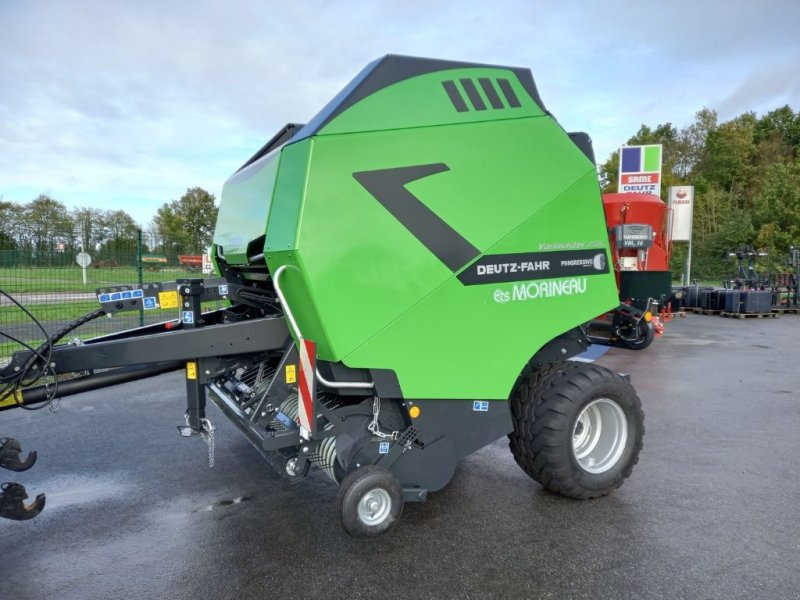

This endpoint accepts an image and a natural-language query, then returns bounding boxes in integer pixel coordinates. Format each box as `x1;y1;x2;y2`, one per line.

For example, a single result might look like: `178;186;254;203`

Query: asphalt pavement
2;314;799;600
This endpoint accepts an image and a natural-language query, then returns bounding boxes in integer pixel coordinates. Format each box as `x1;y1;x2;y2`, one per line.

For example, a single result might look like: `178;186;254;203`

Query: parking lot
2;314;799;600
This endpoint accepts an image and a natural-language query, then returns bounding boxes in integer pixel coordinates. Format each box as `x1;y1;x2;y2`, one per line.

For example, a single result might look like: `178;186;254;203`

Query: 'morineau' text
509;277;587;301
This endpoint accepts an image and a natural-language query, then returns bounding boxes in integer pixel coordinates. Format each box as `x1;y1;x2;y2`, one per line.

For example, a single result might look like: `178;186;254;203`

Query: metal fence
0;250;215;363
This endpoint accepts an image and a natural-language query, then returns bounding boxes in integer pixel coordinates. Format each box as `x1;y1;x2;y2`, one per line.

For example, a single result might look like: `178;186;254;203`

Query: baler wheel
508;361;644;499
336;466;404;539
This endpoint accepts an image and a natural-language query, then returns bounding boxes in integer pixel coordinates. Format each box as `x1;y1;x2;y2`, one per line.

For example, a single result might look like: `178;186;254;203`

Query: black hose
1;287;106;411
0;362;183;411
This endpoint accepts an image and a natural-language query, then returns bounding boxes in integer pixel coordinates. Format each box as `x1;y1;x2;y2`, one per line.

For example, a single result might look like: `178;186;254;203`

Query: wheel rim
357;488;392;526
572;398;628;474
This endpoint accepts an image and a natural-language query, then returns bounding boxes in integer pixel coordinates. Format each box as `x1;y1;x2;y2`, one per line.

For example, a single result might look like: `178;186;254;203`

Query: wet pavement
2;314;799;600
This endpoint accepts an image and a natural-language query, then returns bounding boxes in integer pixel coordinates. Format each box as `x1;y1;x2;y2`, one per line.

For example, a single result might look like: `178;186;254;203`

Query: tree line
600;105;800;280
0;187;218;265
4;105;798;277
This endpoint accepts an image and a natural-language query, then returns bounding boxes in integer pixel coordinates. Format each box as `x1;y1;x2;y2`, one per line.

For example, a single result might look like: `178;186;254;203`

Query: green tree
20;195;74;264
751;163;800;270
677;108;717;178
72;207;106;252
754;105;799;154
152;203;186;254
153;187;218;254
0;199;18;251
97;210;140;258
701;113;756;194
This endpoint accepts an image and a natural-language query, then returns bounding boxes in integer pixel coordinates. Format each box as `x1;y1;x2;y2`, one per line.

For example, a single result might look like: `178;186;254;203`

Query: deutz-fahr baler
0;55;644;537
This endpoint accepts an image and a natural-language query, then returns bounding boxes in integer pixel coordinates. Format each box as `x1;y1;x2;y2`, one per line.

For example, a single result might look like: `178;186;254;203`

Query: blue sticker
472;401;489;412
121;291;132;299
379;441;390;454
143;297;157;310
98;294;111;303
218;284;228;296
182;311;194;323
132;289;144;298
110;292;122;301
274;412;298;430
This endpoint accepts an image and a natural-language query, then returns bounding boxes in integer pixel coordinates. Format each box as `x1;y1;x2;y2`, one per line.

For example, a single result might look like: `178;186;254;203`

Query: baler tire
336;465;403;539
508;361;644;499
616;320;655;350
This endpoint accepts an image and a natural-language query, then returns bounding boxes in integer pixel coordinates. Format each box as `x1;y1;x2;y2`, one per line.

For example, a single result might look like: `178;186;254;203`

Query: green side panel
319;68;543;136
644;145;661;172
283;115;603;372
344;171;618;399
213;149;281;264
265;140;313;253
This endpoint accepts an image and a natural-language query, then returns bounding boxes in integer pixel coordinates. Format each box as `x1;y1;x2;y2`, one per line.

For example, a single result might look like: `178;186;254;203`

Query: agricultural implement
586;193;673;350
775;247;800;308
0;56;645;537
178;254;204;271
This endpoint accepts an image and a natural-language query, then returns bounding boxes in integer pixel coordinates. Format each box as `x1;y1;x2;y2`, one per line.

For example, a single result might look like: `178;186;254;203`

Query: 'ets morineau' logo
494;277;589;303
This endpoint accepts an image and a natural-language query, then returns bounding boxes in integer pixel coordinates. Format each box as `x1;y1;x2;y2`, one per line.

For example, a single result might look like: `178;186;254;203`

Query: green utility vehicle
1;56;644;537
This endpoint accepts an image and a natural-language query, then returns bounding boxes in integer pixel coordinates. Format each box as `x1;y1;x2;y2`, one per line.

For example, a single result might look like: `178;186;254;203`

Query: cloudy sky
1;0;798;225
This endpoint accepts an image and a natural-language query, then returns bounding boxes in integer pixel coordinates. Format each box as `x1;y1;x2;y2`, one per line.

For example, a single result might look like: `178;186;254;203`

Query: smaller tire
616;319;655;350
336;466;403;539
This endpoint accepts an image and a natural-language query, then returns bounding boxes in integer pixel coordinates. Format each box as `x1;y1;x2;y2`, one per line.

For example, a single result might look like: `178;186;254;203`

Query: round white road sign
76;252;92;268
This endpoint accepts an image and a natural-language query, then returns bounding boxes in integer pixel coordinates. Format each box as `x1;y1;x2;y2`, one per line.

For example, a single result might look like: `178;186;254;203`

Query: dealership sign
668;186;694;242
618;144;663;196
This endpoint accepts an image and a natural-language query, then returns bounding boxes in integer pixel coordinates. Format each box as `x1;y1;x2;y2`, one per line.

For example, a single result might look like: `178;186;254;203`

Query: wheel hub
357;488;392;526
572;398;628;474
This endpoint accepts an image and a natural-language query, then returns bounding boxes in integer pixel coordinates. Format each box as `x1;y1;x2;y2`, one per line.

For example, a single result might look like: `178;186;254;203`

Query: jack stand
178;416;216;468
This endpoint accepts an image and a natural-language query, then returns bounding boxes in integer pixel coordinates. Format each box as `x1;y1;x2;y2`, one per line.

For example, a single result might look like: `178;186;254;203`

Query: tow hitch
0;437;38;472
0;438;45;520
0;482;45;521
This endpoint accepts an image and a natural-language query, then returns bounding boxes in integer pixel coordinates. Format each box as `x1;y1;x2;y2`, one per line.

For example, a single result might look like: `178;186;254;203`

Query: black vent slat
497;79;521;108
478;78;504;109
459;78;487;111
442;80;469;112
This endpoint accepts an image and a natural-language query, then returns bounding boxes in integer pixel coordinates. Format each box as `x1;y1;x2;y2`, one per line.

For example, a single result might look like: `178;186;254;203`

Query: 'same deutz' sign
618;144;663;196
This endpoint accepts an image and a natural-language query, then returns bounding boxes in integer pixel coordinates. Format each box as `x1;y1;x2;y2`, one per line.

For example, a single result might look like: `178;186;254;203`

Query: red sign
620;173;661;185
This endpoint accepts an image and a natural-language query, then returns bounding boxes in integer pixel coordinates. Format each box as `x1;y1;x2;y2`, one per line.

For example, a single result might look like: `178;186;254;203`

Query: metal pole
81;225;87;286
137;229;144;327
686;238;692;286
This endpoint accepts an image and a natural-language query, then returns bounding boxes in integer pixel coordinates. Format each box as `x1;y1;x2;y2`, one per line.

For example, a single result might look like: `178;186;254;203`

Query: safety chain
367;397;399;440
183;414;216;468
46;379;60;413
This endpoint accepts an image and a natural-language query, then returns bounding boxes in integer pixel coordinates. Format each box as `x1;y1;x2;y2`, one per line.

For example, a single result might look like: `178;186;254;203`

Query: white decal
477;261;550;276
493;289;510;303
538;241;604;251
493;277;589;303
